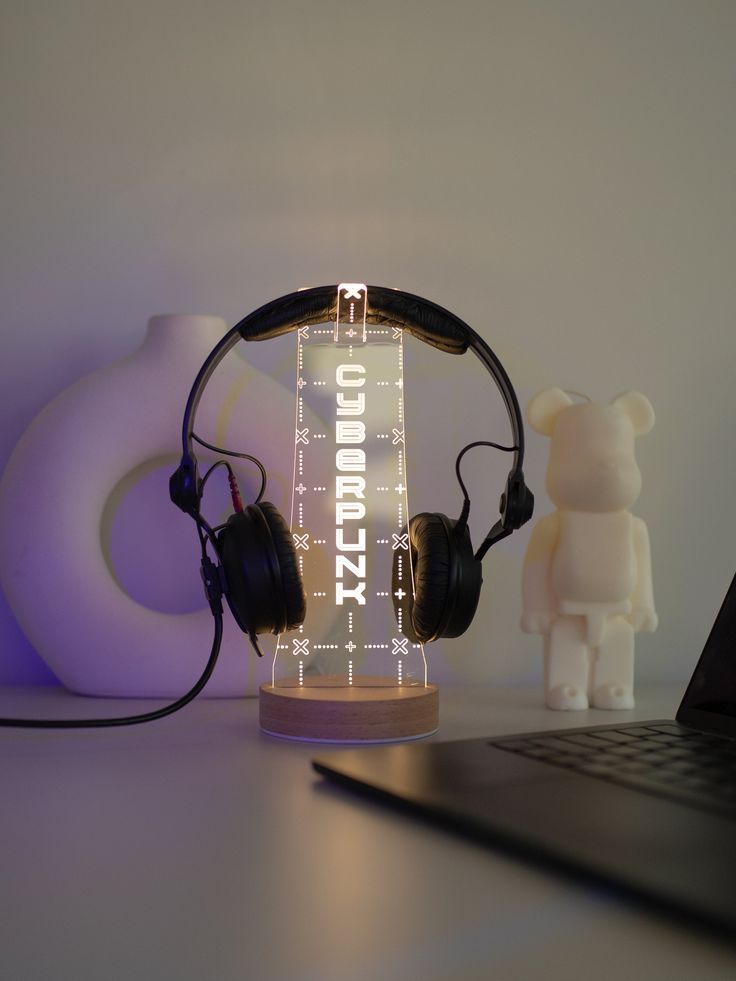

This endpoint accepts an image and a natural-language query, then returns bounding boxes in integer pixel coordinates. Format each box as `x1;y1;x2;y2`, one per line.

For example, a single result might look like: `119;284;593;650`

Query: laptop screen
677;571;736;736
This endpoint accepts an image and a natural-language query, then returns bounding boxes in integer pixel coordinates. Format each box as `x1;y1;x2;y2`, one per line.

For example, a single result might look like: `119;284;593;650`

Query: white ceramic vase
0;315;295;697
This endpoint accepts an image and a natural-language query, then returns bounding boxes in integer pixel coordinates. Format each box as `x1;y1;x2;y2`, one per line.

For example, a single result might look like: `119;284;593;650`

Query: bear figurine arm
628;515;658;633
520;512;560;634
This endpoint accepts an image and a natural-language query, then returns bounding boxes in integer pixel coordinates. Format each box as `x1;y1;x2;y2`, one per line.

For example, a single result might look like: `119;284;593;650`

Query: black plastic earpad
218;503;305;636
393;512;483;644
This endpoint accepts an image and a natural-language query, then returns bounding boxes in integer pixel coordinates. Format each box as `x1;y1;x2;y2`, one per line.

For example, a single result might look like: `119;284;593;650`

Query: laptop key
578;764;617;777
493;738;536;752
613;761;653;775
636;752;671;765
518;747;558;759
533;737;595;755
586;730;640;744
605;745;641;757
659;759;699;774
646;769;693;785
562;733;621;750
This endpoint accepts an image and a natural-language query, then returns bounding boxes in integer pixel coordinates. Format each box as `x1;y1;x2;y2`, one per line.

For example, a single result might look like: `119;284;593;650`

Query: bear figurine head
527;388;655;514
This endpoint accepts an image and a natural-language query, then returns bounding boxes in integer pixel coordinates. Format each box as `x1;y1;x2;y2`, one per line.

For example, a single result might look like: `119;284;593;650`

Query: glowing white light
336;448;366;472
336;364;365;387
392;638;409;657
336;393;366;415
273;284;429;689
335;283;368;343
335;420;366;443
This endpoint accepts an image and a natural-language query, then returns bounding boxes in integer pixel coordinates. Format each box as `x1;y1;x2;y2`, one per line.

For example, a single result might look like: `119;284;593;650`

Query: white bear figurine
520;389;657;710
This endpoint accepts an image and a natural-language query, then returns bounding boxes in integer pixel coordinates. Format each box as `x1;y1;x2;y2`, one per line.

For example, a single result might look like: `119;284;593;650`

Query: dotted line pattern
272;307;428;688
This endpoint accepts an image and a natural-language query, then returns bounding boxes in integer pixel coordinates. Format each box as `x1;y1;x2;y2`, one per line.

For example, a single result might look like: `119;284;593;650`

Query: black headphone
0;284;533;730
169;284;534;651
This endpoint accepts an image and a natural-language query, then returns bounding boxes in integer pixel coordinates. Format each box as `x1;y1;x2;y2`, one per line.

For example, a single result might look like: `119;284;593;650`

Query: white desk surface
2;684;735;981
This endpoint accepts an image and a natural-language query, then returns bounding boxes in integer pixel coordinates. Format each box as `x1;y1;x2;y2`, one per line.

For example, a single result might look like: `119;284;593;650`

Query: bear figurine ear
526;387;573;436
612;391;655;435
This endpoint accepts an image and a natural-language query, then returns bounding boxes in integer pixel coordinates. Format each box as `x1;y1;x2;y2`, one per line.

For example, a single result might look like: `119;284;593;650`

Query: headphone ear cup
394;513;451;644
218;503;306;636
258;501;307;630
393;512;482;643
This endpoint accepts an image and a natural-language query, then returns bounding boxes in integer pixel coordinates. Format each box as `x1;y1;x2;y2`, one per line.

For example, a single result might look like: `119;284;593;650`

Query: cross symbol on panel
298;327;310;339
395;483;406;495
296;428;310;445
392;533;409;550
345;641;357;653
392;429;405;445
295;483;307;495
392;638;409;657
341;286;363;300
394;587;406;600
293;533;310;550
293;639;310;657
297;377;307;389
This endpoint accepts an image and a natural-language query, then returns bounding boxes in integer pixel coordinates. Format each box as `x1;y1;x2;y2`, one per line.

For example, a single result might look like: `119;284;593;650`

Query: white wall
1;0;735;689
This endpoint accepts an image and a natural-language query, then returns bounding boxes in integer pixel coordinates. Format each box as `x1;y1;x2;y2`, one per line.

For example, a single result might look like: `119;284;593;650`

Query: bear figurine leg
591;616;635;709
544;616;590;710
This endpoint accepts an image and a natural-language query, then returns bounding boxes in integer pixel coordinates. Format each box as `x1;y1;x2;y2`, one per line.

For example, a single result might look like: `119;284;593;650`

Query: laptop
313;571;736;938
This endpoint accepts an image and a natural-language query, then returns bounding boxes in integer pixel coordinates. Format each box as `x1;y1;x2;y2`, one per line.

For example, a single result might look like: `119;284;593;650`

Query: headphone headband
182;285;523;450
172;285;532;548
236;284;470;352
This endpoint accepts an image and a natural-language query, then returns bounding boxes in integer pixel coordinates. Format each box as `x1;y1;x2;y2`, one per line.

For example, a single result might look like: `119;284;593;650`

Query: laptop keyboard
493;723;736;816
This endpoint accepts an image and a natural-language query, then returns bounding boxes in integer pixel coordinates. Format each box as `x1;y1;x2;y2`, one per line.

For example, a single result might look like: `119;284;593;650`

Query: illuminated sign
272;284;426;688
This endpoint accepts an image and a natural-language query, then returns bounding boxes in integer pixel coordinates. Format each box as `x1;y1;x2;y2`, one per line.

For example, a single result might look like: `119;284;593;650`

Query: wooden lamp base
259;676;439;743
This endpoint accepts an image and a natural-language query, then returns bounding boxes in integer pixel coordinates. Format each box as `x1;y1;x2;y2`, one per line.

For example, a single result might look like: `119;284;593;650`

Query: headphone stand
259;678;439;743
171;285;531;737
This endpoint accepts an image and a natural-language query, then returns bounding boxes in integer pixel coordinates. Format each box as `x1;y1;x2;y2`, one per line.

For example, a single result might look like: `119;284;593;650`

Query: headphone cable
454;439;517;526
0;443;261;729
0;613;223;729
192;432;267;503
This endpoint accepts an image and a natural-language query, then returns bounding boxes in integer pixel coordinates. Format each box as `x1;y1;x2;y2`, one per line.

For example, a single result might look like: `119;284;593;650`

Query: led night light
272;284;427;689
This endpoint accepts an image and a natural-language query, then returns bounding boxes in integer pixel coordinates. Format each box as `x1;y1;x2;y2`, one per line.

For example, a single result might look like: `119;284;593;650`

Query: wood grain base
259;676;439;743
